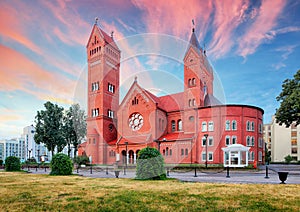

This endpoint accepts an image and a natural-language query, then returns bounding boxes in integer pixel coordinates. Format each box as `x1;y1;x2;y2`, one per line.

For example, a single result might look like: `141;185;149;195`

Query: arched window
225;136;230;146
188;79;191;86
185;148;188;155
208;121;214;131
192;99;196;106
163;149;165;156
192;78;196;86
246;136;251;146
189;99;192;107
166;147;169;156
202;122;207;132
181;149;184;156
177;119;182;131
225;120;230;130
171;120;176;132
251;137;255;146
169;149;172;156
232;136;237;144
232;120;237;130
246;121;250;131
251;122;255;131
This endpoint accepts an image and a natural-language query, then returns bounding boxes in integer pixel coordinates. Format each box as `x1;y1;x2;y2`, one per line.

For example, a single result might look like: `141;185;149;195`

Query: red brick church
78;22;264;166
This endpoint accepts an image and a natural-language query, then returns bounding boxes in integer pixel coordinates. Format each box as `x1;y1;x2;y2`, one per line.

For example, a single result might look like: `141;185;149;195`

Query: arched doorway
121;150;126;164
128;150;134;164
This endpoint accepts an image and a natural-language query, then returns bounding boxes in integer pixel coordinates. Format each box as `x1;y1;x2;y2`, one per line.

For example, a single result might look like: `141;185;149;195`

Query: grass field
0;172;299;211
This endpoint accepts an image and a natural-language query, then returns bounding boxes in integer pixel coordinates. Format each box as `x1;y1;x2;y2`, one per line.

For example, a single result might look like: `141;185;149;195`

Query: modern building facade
79;22;264;166
0;138;25;162
264;116;300;162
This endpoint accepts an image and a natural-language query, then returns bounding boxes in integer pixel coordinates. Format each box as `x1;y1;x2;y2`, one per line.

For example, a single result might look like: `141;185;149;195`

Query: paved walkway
26;165;300;184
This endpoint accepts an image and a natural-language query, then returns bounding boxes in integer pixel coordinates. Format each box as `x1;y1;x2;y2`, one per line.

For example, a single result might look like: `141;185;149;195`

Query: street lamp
124;142;128;168
204;134;208;169
37;149;40;163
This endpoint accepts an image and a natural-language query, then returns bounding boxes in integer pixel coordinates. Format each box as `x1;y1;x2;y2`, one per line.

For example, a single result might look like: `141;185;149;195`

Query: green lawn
0;172;299;211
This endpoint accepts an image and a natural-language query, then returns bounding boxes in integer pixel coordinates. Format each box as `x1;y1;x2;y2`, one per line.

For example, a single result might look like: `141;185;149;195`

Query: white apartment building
264;116;300;162
0;138;25;162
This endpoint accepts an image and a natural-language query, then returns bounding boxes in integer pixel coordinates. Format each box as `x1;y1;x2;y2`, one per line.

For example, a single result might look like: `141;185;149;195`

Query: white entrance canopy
222;144;250;167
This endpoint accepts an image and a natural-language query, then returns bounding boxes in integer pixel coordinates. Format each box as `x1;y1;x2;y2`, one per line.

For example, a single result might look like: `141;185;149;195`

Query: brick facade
79;23;264;166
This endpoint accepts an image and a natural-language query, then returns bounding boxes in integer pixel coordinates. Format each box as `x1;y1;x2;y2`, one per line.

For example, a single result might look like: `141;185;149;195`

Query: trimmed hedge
5;156;21;171
136;147;166;180
50;153;73;175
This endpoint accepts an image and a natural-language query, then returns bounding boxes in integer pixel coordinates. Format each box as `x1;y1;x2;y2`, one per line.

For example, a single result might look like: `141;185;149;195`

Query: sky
0;0;299;139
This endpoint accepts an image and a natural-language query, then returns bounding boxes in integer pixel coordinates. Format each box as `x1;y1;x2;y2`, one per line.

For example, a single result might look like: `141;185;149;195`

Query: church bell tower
85;19;121;164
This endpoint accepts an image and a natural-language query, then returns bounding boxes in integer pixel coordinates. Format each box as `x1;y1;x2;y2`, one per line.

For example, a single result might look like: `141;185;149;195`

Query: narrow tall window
202;122;207;132
246;121;250;131
232;136;237;144
246;136;251;146
177;119;182;131
251;122;255;131
225;136;230;146
225;120;230;130
232;120;237;130
171;120;176;132
208;121;214;131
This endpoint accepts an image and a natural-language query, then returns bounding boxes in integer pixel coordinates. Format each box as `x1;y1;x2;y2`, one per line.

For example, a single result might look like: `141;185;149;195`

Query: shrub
0;159;3;166
136;147;166;180
50;153;73;175
73;155;89;166
5;156;21;171
284;155;293;164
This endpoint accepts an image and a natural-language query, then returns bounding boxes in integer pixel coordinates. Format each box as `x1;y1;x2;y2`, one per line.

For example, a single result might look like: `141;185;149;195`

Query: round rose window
128;113;143;131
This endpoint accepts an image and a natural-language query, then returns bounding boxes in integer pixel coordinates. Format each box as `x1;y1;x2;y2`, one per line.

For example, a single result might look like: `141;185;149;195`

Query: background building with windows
78;23;264;166
264;116;300;162
0;138;25;162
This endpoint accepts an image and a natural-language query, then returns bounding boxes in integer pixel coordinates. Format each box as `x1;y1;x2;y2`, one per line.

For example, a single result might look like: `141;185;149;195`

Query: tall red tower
85;20;120;164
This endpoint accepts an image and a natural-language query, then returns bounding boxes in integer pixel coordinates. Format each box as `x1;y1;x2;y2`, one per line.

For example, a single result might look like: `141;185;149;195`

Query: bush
50;153;73;175
5;156;21;171
284;155;293;164
136;147;166;180
0;159;3;166
73;155;89;166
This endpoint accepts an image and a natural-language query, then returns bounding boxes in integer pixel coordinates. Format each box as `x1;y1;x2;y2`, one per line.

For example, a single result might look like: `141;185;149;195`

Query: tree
136;147;166;180
63;103;86;157
34;101;65;157
276;70;300;127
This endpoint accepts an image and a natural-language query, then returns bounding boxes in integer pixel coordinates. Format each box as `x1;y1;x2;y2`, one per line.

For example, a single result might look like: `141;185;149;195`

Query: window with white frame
251;137;255;146
171;120;176;132
258;151;262;161
232;136;237;144
246;121;250;131
259;123;262;133
108;109;114;118
208;121;214;131
232;120;237;130
108;83;115;93
208;137;213;146
202;122;207;132
248;151;255;161
225;136;230;146
258;138;263;148
202;152;213;161
177;119;182;131
202;137;207;146
246;136;251;146
225;120;230;131
251;122;255;131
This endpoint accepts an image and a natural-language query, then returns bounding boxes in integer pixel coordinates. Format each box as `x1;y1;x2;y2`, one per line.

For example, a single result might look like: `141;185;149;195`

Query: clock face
128;113;143;131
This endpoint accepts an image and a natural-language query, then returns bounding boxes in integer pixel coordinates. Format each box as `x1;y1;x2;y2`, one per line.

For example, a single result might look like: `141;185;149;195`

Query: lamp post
204;134;208;169
28;149;32;161
124;142;128;167
37;149;40;163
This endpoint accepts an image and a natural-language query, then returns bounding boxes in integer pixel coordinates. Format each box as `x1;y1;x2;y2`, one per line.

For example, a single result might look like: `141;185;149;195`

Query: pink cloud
208;0;250;59
237;0;286;58
132;0;213;40
0;4;42;55
0;45;77;104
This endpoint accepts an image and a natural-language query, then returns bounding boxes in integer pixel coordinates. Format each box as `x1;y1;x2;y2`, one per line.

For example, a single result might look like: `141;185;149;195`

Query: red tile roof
158;132;195;141
144;90;184;112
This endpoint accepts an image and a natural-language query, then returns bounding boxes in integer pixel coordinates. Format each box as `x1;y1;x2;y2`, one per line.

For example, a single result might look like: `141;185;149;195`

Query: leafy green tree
5;156;21;171
63;103;86;157
34;101;65;157
50;153;73;175
276;70;300;127
136;147;166;180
